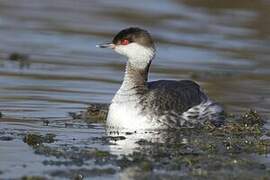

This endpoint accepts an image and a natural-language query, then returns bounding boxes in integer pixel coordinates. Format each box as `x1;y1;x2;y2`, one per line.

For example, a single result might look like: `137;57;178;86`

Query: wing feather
145;80;207;114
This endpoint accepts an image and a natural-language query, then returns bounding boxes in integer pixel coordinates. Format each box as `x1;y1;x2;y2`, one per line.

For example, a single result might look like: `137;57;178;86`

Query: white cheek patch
114;45;127;56
114;43;155;69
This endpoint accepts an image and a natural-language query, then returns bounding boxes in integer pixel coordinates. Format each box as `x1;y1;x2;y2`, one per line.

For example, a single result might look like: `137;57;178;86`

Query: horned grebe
97;27;224;130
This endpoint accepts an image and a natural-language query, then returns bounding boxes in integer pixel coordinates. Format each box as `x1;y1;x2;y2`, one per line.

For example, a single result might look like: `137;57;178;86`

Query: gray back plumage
143;80;207;115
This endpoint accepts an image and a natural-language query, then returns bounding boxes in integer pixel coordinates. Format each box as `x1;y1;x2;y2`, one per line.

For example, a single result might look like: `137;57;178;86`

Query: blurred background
0;0;269;119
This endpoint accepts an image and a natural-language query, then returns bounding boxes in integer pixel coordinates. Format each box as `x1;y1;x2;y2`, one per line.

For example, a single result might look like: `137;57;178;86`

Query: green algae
238;109;265;127
95;150;111;158
33;144;116;166
23;133;56;147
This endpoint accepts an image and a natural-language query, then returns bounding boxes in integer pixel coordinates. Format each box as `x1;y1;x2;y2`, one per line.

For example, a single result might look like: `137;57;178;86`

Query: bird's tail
181;100;225;127
198;100;225;126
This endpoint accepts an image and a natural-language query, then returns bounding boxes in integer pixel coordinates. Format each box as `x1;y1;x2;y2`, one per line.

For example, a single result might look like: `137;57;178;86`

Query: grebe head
97;27;155;69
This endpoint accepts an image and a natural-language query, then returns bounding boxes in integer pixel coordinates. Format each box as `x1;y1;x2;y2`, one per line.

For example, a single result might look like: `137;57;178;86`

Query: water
0;0;270;179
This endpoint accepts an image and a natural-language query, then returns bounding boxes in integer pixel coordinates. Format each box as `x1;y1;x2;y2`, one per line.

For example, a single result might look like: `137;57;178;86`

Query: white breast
106;101;159;131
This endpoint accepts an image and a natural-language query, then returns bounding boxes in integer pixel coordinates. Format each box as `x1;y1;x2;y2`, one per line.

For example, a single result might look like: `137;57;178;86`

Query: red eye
120;39;129;45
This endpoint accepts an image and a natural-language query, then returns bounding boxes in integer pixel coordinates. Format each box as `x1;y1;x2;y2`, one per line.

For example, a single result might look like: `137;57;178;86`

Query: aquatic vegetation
20;109;270;179
69;103;108;123
23;133;56;147
113;111;269;179
238;109;265;126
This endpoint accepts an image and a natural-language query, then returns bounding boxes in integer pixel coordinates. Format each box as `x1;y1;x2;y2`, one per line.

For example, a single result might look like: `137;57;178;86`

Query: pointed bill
96;42;115;48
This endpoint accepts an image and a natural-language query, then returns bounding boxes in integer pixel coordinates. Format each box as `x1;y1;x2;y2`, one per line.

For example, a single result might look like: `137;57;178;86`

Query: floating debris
8;52;31;69
8;52;29;61
42;119;50;126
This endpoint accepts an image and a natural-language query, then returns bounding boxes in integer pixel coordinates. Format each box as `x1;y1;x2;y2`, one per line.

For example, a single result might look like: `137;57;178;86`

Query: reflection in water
107;131;164;155
107;128;198;155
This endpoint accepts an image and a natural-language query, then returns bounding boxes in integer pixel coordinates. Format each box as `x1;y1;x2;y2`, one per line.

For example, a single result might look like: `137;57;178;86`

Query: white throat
115;43;155;69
